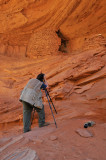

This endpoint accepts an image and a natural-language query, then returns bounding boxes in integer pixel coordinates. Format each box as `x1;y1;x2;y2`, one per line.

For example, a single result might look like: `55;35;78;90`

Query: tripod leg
45;90;57;128
31;107;35;125
46;90;57;114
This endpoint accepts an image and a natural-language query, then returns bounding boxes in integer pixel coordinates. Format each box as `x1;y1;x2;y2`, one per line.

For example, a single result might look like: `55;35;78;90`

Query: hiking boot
39;122;50;128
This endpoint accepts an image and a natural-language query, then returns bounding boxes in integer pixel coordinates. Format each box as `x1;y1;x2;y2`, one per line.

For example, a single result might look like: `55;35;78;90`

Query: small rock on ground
76;129;93;138
49;135;58;141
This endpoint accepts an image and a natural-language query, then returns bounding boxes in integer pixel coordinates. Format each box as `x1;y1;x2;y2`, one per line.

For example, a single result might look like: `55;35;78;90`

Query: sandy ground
0;117;106;160
0;51;106;159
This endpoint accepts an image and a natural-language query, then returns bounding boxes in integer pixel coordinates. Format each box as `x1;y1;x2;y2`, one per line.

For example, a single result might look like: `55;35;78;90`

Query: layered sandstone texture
0;0;106;159
0;0;106;136
0;0;106;57
0;120;106;160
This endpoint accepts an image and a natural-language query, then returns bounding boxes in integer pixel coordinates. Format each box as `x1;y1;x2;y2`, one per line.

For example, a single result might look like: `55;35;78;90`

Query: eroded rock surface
0;0;105;56
0;1;106;159
0;135;39;160
0;119;106;160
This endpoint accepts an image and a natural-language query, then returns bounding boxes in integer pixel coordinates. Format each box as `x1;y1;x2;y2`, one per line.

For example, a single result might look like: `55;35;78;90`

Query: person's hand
44;75;48;86
46;85;51;92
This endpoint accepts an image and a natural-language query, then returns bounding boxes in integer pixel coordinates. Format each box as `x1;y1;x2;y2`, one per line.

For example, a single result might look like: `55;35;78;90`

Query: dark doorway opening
56;30;69;53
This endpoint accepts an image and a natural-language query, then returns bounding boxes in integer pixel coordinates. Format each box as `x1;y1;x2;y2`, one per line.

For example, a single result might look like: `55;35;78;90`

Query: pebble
76;129;93;138
36;139;43;144
50;135;58;141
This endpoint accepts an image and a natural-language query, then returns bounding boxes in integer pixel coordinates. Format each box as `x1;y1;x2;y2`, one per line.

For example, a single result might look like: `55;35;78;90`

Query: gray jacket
19;79;43;109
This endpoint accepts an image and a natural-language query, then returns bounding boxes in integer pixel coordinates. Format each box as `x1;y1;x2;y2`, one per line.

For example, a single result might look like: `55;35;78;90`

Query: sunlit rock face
0;0;106;129
0;0;105;56
27;29;61;57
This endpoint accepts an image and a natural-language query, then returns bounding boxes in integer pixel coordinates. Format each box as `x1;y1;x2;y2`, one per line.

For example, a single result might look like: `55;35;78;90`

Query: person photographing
19;73;50;133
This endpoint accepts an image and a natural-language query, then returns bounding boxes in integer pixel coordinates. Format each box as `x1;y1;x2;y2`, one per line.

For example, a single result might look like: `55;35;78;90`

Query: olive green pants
22;101;45;133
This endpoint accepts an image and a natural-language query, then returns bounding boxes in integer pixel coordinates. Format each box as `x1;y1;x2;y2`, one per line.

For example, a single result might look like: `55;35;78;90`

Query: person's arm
43;75;49;87
41;83;47;90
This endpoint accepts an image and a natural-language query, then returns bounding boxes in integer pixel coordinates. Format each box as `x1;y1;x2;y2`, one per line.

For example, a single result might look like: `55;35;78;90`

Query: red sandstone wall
0;0;106;126
27;29;61;57
0;0;105;57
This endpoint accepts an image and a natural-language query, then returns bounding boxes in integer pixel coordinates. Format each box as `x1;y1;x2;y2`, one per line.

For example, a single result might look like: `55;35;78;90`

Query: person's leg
35;105;45;127
22;101;33;133
35;105;50;127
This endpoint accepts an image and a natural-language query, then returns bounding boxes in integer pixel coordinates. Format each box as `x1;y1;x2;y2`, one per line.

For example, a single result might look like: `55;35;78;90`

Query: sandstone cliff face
0;1;106;159
0;0;106;56
0;0;106;131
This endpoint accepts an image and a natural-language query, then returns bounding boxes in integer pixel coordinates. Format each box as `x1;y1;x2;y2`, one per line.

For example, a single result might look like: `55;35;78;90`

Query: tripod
31;107;35;125
31;90;57;128
46;89;57;114
45;89;57;128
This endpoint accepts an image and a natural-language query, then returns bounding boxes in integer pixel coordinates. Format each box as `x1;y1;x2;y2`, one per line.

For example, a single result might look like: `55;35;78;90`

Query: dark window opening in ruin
56;30;69;53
